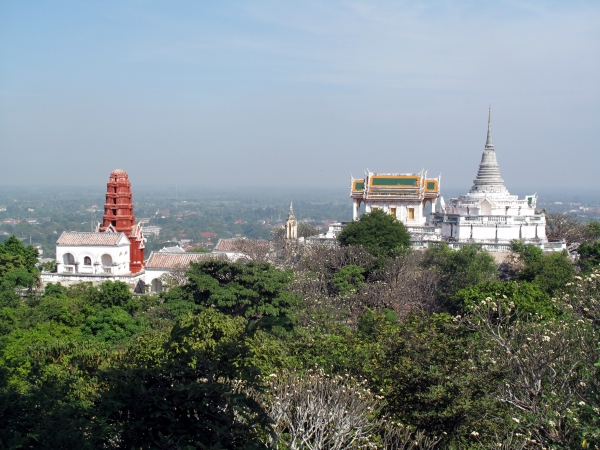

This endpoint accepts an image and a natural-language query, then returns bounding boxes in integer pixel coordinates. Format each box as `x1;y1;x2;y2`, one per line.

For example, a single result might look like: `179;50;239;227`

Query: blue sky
1;1;599;191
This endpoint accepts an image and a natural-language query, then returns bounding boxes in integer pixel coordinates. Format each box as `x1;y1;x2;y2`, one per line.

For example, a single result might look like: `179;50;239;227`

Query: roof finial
287;200;295;220
485;105;494;149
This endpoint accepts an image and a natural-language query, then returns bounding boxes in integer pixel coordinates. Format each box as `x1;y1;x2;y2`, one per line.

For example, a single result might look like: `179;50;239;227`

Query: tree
422;243;497;312
227;238;272;262
92;280;133;308
0;236;39;274
379;313;504;443
464;296;596;447
454;280;556;318
263;369;384;449
510;241;574;296
81;306;143;343
577;240;600;274
332;264;365;295
545;212;585;245
298;222;319;239
101;309;271;449
166;260;297;319
338;210;411;257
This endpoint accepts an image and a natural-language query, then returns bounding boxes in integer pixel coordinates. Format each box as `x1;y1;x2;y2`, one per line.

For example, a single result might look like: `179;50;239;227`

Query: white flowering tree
464;293;598;447
262;369;439;449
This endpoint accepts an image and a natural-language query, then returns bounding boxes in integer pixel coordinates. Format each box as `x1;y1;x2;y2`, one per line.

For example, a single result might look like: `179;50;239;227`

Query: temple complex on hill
41;169;147;288
350;108;566;252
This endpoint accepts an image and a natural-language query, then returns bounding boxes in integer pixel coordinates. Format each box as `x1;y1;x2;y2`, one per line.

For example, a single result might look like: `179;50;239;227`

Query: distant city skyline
1;1;599;189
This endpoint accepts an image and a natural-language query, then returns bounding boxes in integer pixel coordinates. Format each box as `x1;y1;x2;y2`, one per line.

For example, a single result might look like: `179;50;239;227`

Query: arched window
63;253;75;265
83;256;92;266
101;254;113;267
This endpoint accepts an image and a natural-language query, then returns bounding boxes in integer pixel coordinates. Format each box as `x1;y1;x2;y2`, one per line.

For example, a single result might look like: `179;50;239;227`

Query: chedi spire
470;107;508;194
99;169;145;273
485;106;494;149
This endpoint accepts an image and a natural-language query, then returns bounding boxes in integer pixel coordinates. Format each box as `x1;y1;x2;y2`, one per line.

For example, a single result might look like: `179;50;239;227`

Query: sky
0;0;599;192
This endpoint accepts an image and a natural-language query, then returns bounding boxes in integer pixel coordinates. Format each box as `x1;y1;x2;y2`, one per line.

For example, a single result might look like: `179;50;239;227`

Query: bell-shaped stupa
469;107;508;194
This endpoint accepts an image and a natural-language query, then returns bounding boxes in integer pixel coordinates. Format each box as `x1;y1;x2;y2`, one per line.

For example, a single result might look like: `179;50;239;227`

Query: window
390;207;397;218
101;254;113;267
62;253;75;265
83;256;92;266
408;208;415;220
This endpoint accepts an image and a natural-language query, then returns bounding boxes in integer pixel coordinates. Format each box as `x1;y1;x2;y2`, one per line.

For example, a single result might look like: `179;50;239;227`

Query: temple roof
57;231;129;246
145;252;217;269
469;107;508;194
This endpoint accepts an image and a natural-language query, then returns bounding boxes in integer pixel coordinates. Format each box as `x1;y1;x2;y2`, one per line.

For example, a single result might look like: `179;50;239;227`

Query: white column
353;200;360;220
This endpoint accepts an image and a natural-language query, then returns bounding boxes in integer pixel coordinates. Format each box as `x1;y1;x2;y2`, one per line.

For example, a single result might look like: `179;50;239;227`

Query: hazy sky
1;1;599;192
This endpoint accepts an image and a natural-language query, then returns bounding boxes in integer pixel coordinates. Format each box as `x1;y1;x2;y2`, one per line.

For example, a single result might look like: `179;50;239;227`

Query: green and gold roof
351;171;440;200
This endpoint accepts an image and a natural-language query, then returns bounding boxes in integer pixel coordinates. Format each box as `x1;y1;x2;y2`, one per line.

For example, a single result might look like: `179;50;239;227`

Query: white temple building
350;108;566;252
42;231;146;287
429;108;564;252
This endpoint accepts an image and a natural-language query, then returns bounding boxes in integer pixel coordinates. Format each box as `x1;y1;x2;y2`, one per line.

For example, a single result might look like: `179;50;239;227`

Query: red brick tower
100;169;145;273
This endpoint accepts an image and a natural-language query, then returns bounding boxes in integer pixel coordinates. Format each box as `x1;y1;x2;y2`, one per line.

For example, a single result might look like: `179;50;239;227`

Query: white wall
56;243;130;275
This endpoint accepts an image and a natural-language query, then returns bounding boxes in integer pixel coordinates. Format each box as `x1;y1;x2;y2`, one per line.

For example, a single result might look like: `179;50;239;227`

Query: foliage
0;236;39;275
577;240;600;274
332;264;365;295
1;218;598;448
91;280;133;308
546;213;600;246
464;296;598;447
166;260;297;319
100;309;271;449
510;241;574;296
422;243;497;312
378;313;505;443
187;246;210;253
454;280;556;318
263;369;385;449
81;306;143;343
338;209;411;257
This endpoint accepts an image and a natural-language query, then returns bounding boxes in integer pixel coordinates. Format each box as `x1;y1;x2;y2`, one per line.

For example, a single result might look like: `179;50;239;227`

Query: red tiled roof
214;238;269;252
145;252;220;269
214;238;238;252
57;232;128;246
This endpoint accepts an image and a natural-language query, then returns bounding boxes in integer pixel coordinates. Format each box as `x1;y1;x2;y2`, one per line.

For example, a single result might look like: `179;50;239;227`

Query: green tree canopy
379;313;504;441
423;243;497;312
510;241;574;295
577;240;600;274
164;260;297;319
0;236;39;275
100;309;270;449
454;280;556;318
337;210;411;257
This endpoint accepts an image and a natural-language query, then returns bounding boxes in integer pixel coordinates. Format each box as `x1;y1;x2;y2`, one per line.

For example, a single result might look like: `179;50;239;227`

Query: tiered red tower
99;169;145;273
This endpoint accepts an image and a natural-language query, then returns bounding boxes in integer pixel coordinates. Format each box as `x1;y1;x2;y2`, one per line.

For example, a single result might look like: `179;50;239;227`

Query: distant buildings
142;225;161;238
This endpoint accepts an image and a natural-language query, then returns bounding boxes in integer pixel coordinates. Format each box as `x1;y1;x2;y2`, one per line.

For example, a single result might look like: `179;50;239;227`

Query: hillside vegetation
1;214;600;449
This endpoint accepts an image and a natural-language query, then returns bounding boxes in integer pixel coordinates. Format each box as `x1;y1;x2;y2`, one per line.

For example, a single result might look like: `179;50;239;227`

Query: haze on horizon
1;1;599;191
